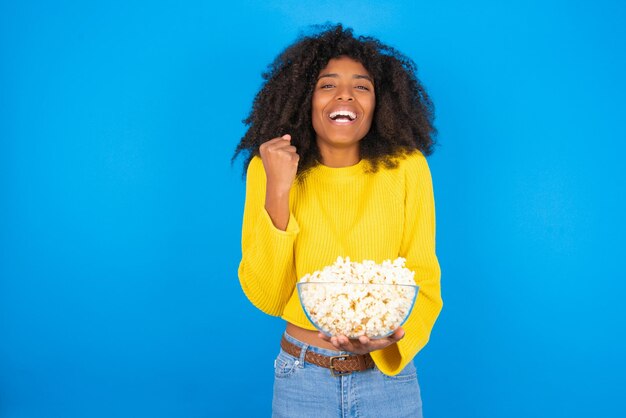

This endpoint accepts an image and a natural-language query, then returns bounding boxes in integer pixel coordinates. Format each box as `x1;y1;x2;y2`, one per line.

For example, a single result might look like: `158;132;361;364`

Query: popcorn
297;256;418;338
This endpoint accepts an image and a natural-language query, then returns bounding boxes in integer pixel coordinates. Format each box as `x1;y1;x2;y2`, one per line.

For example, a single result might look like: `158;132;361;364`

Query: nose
335;85;354;101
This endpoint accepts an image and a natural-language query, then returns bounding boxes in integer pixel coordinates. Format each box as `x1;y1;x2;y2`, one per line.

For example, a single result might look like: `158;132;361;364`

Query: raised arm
238;135;301;316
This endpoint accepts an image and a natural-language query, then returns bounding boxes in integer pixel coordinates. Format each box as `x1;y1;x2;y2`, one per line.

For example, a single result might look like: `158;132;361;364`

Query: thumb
281;134;291;141
392;328;405;341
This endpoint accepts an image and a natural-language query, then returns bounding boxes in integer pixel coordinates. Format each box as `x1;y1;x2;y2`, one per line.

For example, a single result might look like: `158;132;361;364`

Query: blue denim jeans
272;332;423;418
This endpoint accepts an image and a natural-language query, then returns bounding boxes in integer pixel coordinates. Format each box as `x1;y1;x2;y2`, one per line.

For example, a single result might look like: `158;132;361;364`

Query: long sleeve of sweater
238;156;300;316
369;153;443;375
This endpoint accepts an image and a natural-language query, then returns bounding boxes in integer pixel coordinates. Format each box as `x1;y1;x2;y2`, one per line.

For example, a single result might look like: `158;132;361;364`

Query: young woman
234;24;443;418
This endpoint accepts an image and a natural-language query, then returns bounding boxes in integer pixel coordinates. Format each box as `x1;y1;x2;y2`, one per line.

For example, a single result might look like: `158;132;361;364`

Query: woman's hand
260;134;299;230
259;134;299;196
318;328;405;355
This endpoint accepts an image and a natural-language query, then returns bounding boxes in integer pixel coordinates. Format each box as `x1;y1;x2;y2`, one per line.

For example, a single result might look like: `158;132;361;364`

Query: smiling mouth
329;110;357;123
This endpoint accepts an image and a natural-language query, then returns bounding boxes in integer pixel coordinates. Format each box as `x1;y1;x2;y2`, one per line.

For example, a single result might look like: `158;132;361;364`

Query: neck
318;144;360;168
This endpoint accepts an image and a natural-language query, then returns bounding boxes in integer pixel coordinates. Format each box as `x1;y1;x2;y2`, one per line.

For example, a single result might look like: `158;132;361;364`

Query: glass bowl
297;282;419;339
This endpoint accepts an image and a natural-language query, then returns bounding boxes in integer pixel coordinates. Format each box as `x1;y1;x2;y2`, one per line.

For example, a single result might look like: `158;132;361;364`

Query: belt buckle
329;355;351;377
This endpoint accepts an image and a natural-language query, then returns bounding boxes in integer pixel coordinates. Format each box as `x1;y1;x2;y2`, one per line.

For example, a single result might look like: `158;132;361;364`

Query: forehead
318;56;371;76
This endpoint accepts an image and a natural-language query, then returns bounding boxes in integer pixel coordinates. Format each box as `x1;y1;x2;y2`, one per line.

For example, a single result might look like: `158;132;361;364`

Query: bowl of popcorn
297;256;419;339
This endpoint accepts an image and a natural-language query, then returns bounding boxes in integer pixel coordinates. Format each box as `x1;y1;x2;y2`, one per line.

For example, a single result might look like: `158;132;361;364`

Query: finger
271;144;297;153
262;135;291;147
270;138;293;149
331;335;352;351
357;331;402;351
337;335;350;346
391;327;405;341
337;336;360;353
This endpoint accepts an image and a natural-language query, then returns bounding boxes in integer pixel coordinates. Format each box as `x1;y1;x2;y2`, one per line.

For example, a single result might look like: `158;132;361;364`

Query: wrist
265;182;291;200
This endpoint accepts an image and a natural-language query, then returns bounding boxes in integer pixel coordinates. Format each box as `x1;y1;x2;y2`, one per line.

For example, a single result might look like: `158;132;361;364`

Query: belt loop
298;342;308;367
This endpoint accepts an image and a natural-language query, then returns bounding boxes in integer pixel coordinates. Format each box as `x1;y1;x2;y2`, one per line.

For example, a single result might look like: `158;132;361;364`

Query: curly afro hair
233;23;437;178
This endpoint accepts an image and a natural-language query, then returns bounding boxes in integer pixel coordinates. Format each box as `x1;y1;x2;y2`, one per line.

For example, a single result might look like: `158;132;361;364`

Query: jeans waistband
282;331;351;357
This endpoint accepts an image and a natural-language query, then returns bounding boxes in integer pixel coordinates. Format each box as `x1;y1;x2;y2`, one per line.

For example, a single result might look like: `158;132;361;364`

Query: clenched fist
259;134;300;196
259;134;299;230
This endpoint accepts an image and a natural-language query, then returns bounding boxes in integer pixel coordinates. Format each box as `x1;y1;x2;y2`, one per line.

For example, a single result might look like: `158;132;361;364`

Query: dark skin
262;56;405;354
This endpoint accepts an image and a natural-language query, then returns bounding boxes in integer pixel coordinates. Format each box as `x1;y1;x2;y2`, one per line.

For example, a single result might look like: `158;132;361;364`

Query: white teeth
329;110;357;120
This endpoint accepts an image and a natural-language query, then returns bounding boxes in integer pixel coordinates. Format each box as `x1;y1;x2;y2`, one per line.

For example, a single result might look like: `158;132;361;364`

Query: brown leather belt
280;335;375;376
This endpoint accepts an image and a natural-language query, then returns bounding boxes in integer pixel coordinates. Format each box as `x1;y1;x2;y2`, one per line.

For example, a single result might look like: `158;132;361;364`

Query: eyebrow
317;73;374;83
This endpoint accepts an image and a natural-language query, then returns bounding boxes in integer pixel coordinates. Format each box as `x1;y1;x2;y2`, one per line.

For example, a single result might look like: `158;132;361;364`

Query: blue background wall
1;0;625;417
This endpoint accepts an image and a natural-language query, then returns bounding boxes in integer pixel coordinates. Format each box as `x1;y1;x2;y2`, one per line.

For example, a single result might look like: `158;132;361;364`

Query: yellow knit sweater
238;151;442;376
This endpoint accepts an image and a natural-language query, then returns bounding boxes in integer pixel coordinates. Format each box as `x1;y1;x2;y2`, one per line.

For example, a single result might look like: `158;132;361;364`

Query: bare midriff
285;322;341;351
